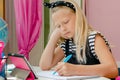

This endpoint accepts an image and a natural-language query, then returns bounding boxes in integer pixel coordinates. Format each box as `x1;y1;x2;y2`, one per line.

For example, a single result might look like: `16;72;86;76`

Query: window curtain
14;0;42;60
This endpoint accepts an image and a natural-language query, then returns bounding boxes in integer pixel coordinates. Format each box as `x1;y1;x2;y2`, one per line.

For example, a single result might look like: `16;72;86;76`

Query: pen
52;54;72;75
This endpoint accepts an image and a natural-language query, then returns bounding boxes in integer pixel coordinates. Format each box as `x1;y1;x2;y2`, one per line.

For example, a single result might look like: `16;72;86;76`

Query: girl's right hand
50;28;61;42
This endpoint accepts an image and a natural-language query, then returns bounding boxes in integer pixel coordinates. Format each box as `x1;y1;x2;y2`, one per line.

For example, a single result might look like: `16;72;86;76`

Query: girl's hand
50;28;61;42
54;62;77;76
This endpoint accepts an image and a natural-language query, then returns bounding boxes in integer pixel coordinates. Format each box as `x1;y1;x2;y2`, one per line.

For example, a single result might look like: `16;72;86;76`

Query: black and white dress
60;31;111;65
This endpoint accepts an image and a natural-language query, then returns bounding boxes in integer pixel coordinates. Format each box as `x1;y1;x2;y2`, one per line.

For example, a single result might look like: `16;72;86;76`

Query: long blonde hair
49;0;93;63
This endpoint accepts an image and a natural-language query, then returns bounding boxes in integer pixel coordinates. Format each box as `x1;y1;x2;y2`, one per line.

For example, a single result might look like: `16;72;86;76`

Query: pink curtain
14;0;42;59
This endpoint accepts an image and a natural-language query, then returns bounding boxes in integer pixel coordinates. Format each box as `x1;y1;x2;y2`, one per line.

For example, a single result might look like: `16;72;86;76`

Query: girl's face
52;8;76;39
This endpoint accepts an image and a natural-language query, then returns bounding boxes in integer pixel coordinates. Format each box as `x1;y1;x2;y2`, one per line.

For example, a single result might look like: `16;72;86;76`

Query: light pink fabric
14;0;42;59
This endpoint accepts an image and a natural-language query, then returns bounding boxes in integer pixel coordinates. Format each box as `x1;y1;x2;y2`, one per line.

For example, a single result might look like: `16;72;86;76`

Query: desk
7;65;110;80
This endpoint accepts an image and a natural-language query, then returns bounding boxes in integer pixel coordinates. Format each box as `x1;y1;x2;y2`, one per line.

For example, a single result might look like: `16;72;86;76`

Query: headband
44;1;75;11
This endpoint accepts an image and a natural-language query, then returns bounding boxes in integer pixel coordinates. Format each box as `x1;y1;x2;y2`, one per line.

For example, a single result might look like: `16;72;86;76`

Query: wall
86;0;120;61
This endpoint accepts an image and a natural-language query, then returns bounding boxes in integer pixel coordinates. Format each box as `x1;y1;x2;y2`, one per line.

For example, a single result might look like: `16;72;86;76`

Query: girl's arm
39;28;65;70
54;35;118;78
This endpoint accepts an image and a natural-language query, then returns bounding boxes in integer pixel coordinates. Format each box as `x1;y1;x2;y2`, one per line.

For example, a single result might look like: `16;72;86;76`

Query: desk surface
7;65;110;80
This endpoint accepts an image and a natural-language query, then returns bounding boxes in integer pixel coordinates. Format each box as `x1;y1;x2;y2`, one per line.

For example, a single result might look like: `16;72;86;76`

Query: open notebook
38;71;99;80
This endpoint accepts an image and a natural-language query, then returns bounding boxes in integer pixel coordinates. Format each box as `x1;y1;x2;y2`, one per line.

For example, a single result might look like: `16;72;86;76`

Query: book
38;71;99;80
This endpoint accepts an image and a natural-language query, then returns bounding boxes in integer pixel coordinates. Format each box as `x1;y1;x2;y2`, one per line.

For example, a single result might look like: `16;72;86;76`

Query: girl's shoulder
87;31;111;60
88;30;111;51
88;31;109;44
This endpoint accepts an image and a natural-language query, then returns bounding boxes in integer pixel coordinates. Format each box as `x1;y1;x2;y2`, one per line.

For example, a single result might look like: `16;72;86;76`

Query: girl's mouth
64;32;70;35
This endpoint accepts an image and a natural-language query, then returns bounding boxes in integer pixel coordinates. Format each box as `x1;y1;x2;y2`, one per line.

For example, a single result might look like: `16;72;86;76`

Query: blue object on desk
52;54;72;75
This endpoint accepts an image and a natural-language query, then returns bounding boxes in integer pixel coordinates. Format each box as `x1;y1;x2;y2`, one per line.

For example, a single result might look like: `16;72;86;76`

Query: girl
40;0;118;79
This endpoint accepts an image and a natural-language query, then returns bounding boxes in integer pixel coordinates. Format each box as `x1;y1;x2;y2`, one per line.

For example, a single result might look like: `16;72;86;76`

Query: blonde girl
40;0;118;79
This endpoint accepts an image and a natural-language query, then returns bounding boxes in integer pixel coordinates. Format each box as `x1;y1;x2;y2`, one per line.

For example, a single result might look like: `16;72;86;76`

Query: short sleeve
88;31;111;59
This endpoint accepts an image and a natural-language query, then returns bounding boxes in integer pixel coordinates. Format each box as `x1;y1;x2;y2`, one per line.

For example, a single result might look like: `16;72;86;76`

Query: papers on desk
38;71;99;80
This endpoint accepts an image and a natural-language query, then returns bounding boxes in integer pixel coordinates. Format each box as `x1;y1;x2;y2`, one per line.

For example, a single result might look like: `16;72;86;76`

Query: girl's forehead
52;11;72;23
52;8;73;18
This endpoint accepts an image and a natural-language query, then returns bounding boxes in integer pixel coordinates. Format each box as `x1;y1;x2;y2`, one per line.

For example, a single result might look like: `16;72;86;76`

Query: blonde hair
49;0;93;63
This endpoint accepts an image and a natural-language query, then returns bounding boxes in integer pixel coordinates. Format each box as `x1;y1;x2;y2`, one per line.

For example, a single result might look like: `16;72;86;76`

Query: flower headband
44;1;75;11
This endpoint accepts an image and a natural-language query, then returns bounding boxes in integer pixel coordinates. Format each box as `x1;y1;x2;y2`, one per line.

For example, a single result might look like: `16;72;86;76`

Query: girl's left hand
54;62;77;76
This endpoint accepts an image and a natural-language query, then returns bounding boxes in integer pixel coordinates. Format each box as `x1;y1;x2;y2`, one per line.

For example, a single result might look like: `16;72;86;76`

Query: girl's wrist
50;37;59;44
50;34;61;42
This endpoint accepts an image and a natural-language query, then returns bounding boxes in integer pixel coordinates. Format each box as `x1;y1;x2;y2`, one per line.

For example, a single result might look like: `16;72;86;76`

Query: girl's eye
57;25;61;28
64;20;69;24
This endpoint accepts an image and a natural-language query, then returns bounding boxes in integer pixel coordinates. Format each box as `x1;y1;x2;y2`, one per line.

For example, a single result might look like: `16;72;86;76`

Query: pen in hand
52;54;72;75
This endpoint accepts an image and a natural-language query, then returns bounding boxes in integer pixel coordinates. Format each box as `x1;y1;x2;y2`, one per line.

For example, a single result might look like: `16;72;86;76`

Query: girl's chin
63;36;72;39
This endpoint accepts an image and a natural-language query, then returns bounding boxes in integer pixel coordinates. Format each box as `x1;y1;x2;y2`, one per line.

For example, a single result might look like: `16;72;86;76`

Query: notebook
8;53;38;79
38;71;99;80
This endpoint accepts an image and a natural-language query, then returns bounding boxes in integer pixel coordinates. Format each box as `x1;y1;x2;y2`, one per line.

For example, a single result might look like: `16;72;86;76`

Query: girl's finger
54;62;65;71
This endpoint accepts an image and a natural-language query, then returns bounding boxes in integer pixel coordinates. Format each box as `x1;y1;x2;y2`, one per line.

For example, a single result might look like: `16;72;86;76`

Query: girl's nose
61;26;66;31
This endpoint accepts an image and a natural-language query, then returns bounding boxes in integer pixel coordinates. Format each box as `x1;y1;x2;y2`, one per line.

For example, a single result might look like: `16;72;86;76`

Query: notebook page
38;71;99;80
